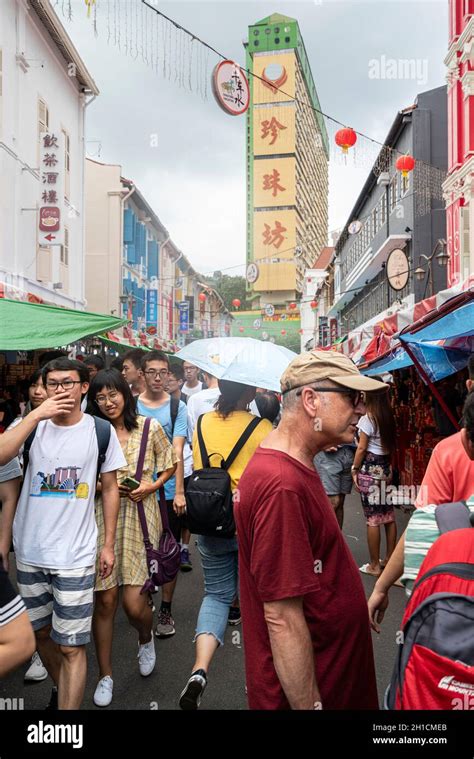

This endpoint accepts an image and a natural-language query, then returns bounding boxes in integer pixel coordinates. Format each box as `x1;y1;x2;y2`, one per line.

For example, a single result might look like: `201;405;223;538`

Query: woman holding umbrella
178;379;272;710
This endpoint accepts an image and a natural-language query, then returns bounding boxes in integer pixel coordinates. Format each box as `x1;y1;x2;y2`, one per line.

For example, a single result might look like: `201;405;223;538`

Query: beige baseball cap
280;350;388;394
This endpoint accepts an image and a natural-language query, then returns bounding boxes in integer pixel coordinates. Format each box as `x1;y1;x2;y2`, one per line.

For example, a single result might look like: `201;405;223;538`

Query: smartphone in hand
120;476;141;490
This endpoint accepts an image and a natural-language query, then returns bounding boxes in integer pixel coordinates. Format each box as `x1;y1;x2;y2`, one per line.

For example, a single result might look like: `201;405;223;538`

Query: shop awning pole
400;339;461;432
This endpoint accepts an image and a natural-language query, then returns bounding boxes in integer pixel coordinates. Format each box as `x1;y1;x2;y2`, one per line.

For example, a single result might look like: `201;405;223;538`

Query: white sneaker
24;652;48;682
93;676;113;707
138;638;156;677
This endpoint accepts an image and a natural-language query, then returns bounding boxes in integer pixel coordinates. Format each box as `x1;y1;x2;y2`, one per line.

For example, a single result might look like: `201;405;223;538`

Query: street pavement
1;493;411;711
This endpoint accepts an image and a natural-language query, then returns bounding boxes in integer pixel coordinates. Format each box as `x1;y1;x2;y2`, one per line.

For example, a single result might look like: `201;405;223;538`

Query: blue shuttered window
148;241;159;279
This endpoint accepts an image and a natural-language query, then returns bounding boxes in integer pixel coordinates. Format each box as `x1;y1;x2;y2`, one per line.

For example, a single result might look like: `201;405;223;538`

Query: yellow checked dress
95;415;177;591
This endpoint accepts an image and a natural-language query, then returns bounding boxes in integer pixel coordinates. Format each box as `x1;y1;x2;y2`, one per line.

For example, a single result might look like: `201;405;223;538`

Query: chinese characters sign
146;289;158;327
253;158;296;207
253;106;295;156
178;301;190;333
212;61;250;116
39;132;64;246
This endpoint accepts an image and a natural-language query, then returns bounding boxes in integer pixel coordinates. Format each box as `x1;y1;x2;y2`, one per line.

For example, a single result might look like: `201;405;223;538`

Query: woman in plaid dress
89;369;177;707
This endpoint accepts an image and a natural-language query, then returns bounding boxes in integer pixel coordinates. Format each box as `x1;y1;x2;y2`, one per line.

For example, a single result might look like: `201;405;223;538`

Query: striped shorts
16;561;95;646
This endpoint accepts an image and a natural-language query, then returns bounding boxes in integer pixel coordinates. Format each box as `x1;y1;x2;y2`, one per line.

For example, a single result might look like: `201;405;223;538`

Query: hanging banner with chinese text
179;301;190;333
39;131;64;247
146;289;158;326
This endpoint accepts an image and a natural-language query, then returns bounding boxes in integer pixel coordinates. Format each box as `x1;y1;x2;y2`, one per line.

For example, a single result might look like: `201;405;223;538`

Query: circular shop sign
386;248;409;291
348;220;362;235
253;319;262;330
246;262;260;284
264;303;275;317
212;61;250;116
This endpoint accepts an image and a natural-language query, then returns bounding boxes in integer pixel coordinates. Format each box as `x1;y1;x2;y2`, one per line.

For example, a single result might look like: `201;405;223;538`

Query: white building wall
0;0;91;307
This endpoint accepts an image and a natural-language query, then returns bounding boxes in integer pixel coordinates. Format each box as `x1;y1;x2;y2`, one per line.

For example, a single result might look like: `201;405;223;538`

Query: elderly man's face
301;383;365;445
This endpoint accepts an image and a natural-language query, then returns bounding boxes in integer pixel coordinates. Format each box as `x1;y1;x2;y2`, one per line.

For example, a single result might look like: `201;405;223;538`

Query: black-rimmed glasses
45;380;82;391
295;386;364;408
143;369;169;379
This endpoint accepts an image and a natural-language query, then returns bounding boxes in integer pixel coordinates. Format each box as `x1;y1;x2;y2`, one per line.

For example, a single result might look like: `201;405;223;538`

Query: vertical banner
39;131;64;247
178;301;190;333
146;289;158;326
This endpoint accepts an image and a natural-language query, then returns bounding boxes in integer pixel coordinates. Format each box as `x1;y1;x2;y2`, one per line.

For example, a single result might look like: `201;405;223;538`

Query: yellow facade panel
252;53;296;104
253;157;295;208
253;262;296;292
253;209;296;261
253;105;296;156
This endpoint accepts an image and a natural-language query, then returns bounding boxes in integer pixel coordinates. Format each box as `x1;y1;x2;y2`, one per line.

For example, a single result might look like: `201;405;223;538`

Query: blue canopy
361;294;474;381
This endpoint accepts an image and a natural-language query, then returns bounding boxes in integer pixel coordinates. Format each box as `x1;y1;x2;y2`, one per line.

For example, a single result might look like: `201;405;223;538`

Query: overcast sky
62;0;448;276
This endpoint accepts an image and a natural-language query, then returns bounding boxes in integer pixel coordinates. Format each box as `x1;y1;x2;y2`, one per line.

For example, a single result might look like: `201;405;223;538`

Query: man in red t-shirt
235;351;387;710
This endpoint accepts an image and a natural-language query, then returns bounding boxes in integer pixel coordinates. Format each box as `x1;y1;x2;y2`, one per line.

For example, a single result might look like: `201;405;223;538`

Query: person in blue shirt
136;351;187;638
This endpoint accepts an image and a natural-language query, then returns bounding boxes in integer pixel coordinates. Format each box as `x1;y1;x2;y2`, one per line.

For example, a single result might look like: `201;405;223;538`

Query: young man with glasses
235;351;387;710
0;358;126;709
137;351;188;636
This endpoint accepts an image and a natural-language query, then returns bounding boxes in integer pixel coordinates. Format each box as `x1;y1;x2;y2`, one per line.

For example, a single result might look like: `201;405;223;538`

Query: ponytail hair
214;380;251;419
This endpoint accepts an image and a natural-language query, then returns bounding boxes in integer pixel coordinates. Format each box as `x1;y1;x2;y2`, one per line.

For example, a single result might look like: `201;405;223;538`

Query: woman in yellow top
89;369;177;708
179;379;273;710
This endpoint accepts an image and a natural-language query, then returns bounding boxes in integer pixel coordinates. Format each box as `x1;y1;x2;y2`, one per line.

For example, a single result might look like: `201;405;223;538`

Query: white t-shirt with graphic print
13;414;126;570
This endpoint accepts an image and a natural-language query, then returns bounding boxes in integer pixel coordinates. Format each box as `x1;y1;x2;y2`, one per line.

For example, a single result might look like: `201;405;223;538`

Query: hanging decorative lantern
288;302;297;310
232;298;241;309
335;127;357;155
298;328;304;334
281;329;287;336
310;300;318;310
198;292;207;303
239;326;244;333
395;154;416;178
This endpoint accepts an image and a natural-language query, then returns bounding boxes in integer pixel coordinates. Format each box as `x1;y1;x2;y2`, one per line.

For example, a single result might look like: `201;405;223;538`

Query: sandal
359;563;381;577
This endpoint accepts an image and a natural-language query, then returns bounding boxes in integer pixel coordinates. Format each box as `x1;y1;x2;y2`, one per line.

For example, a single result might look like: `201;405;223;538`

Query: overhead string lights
59;0;447;201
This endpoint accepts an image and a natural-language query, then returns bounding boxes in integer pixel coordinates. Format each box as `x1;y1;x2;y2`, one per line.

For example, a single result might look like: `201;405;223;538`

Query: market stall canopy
175;337;297;392
361;290;474;382
0;299;127;350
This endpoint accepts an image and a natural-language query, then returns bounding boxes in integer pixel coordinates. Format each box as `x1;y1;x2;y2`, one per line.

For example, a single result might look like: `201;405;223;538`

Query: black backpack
22;415;111;485
185;414;262;539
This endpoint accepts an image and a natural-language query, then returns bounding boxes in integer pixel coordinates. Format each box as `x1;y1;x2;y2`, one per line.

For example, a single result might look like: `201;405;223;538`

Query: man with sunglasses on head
137;351;187;638
0;358;125;710
235;351;387;710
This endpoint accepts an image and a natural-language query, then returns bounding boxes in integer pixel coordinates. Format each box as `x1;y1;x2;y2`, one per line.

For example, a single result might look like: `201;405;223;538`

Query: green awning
0;299;127;350
99;335;151;353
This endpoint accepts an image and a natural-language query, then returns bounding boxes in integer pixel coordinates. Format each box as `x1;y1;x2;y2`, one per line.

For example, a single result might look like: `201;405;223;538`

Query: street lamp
415;239;449;298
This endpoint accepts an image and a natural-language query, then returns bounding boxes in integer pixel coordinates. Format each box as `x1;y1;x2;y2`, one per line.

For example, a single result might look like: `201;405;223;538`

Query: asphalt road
1;493;411;711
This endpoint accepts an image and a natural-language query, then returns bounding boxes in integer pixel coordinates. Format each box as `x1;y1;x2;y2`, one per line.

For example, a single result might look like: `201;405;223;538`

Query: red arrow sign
44;234;56;242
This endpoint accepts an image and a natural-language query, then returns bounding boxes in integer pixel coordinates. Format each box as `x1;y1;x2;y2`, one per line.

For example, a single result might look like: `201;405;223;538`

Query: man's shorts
16;561;95;646
314;446;355;496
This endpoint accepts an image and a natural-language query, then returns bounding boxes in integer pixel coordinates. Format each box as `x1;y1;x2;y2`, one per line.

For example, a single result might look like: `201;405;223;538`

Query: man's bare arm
264;596;321;709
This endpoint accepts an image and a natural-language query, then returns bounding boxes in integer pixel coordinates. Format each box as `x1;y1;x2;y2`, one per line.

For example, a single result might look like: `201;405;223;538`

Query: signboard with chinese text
146;289;158;326
39;132;64;247
253;158;295;208
179;301;190;333
253;209;296;260
253;105;295;156
319;316;329;347
212;61;250;116
329;318;338;345
252;54;296;104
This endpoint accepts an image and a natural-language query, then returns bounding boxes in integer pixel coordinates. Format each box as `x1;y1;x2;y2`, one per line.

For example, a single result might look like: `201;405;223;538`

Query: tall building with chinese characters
244;13;329;309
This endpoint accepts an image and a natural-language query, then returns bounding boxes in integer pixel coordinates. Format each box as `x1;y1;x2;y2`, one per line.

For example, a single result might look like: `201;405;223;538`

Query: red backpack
386;502;474;710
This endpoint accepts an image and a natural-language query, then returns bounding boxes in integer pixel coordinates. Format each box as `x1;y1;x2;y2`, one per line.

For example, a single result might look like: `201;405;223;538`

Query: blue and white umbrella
175;337;297;392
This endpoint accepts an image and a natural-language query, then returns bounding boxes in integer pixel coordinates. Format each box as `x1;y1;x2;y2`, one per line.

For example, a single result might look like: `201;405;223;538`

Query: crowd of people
0;347;473;711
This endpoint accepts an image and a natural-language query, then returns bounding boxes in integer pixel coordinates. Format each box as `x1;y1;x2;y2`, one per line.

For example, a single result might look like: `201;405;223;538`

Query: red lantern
310;300;318;310
298;328;304;334
239;326;244;333
395;154;416;178
281;329;286;336
289;302;297;310
335;127;357;154
198;292;207;303
232;298;241;309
